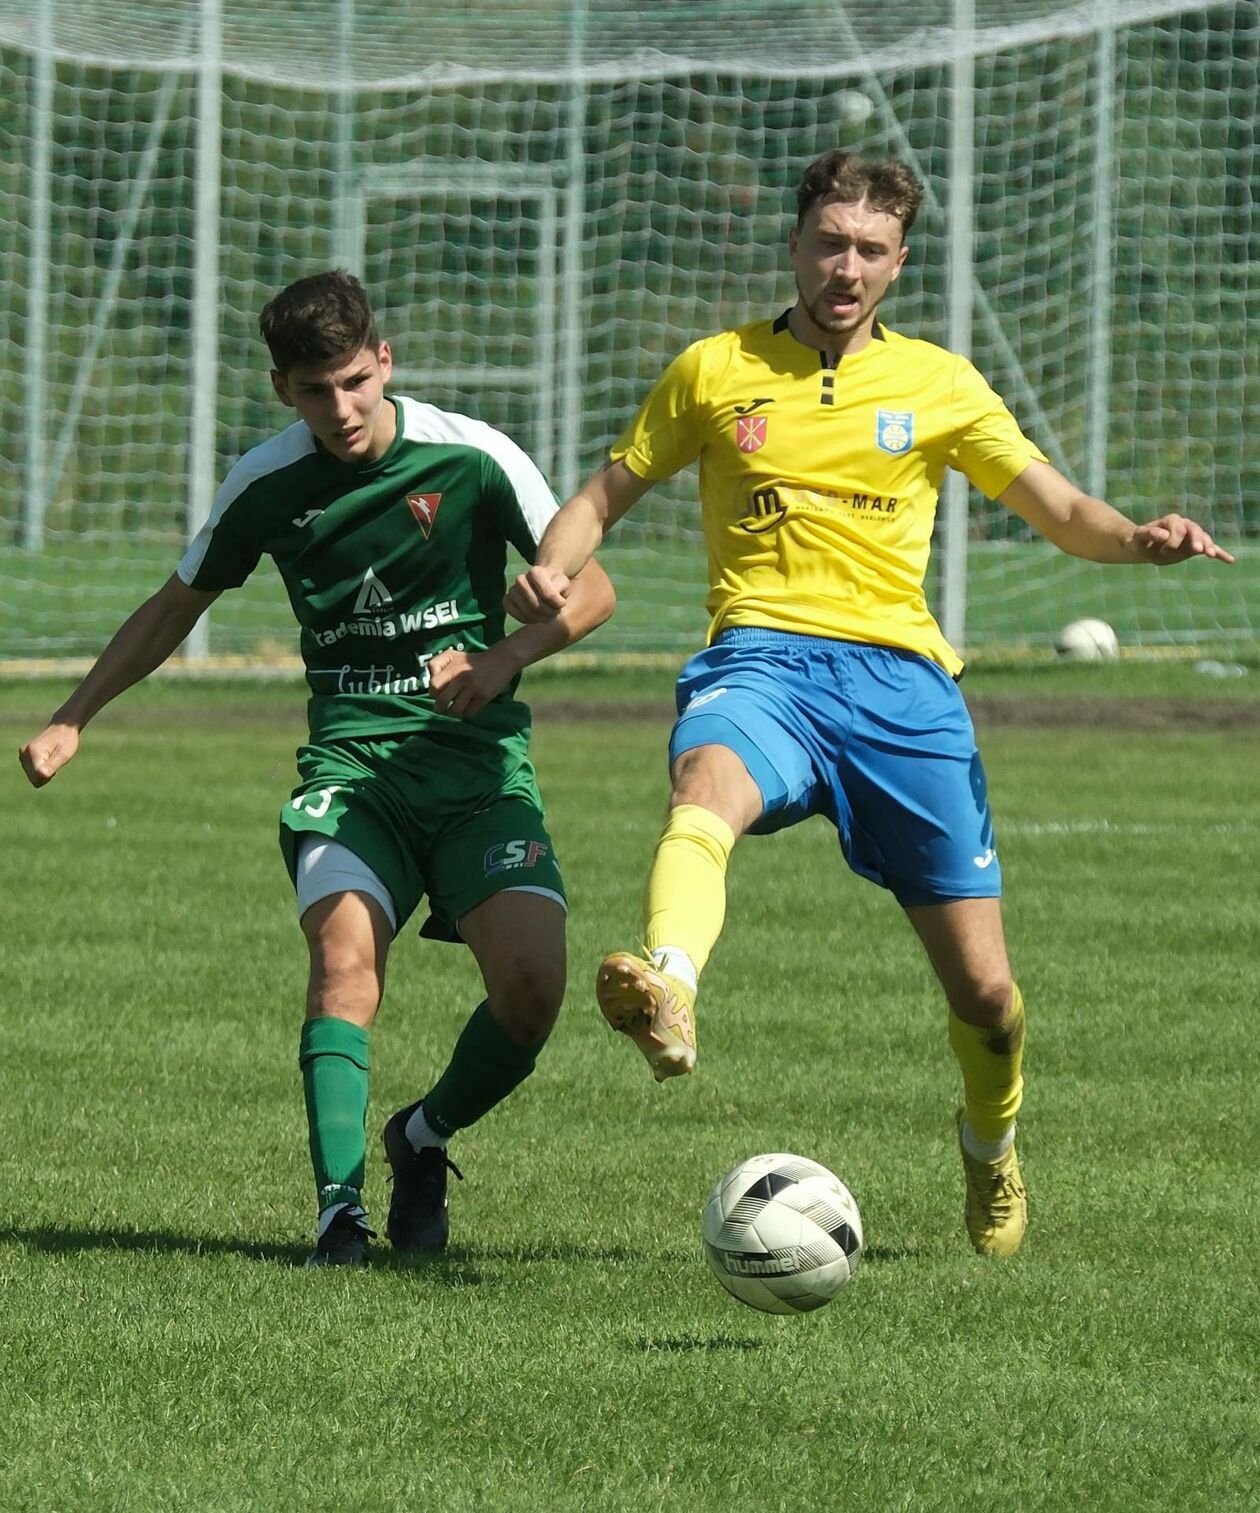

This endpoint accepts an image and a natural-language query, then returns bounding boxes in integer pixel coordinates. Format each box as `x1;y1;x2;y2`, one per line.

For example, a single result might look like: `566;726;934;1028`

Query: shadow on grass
861;1244;919;1264
2;1226;655;1278
4;1225;912;1278
374;1239;652;1285
1;1224;310;1267
454;1240;651;1265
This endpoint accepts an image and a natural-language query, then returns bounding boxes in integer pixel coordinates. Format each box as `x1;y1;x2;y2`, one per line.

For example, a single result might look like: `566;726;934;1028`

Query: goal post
184;0;222;662
20;0;53;554
1;0;1254;667
353;162;570;483
941;0;977;653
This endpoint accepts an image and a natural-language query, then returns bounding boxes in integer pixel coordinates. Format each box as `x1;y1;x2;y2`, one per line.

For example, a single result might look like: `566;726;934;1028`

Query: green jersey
177;397;558;745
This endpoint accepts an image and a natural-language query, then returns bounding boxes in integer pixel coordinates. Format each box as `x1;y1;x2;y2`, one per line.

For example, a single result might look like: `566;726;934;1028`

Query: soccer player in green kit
19;270;615;1266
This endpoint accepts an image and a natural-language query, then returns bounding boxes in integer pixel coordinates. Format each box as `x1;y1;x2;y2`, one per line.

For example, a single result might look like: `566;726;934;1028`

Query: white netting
1;0;1255;661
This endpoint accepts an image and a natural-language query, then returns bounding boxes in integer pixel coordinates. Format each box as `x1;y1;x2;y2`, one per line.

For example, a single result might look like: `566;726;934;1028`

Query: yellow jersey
609;313;1046;674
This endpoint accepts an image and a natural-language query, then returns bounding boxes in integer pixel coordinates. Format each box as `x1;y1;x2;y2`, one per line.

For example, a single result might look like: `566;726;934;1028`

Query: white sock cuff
649;947;698;992
315;1200;367;1238
404;1104;449;1150
961;1122;1016;1162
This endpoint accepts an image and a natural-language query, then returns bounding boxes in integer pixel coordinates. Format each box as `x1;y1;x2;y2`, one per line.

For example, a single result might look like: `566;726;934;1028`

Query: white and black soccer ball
1054;617;1119;661
701;1153;863;1316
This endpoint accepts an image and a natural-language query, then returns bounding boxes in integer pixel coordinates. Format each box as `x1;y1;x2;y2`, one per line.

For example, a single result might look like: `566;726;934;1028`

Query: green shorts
278;731;565;942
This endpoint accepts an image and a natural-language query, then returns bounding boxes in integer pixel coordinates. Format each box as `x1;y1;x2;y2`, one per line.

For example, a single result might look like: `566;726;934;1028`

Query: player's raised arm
506;459;652;623
999;458;1236;567
19;574;220;787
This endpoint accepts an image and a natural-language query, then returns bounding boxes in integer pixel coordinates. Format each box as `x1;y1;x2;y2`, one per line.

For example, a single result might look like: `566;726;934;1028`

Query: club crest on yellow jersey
736;415;768;452
876;410;914;454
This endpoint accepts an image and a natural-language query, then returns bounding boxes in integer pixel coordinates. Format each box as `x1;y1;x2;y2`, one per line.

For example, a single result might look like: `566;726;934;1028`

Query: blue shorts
670;629;1000;907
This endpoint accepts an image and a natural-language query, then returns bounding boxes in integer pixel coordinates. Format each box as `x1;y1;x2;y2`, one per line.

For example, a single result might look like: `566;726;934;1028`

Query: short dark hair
795;152;924;235
259;269;381;374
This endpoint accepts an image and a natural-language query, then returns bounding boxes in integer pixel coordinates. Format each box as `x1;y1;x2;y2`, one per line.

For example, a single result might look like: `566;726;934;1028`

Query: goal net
1;0;1254;665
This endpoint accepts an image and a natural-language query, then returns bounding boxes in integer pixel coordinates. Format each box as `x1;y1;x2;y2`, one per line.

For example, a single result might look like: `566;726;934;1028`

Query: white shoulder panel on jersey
395;396;559;546
177;421;316;583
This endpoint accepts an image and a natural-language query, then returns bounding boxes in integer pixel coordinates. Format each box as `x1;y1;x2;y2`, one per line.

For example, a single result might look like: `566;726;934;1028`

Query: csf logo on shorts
484;839;550;876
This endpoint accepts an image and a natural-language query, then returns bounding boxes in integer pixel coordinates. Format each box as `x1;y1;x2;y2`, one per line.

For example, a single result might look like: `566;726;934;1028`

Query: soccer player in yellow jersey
507;151;1234;1256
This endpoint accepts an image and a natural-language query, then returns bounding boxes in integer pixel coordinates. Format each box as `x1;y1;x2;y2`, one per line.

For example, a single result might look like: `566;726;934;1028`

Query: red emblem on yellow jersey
736;416;768;453
407;493;442;538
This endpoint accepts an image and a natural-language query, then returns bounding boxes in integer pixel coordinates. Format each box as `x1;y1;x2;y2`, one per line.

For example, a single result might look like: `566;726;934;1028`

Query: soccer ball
1054;617;1119;661
837;90;875;128
701;1153;863;1316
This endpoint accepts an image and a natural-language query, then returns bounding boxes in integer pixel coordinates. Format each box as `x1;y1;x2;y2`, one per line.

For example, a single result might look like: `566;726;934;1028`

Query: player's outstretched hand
1133;514;1236;565
505;565;571;623
428;647;515;720
19;723;80;788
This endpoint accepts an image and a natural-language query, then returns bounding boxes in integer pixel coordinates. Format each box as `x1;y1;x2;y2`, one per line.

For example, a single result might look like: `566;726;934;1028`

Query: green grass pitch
1;673;1257;1510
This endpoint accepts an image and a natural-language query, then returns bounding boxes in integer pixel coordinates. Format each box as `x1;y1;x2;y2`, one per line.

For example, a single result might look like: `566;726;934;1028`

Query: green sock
422;1000;547;1139
299;1017;371;1210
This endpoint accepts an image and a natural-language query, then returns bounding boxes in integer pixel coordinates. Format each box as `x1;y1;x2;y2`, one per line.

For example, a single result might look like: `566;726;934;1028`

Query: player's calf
488;960;564;1045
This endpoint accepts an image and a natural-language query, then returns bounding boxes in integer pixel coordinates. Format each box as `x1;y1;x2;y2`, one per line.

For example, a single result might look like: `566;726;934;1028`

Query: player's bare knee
950;974;1016;1027
670;747;722;806
489;959;564;1044
306;946;382;1022
668;746;760;833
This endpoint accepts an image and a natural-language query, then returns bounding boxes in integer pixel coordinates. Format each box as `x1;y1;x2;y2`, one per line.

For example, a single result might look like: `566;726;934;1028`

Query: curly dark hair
795;152;924;234
259;269;382;374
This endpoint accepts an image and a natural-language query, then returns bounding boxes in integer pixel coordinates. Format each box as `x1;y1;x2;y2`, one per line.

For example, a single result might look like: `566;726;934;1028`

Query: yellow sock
948;983;1026;1143
642;804;736;978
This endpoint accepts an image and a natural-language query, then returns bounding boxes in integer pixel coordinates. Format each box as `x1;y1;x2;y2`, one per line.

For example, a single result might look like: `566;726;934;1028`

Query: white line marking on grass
1004;820;1258;837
